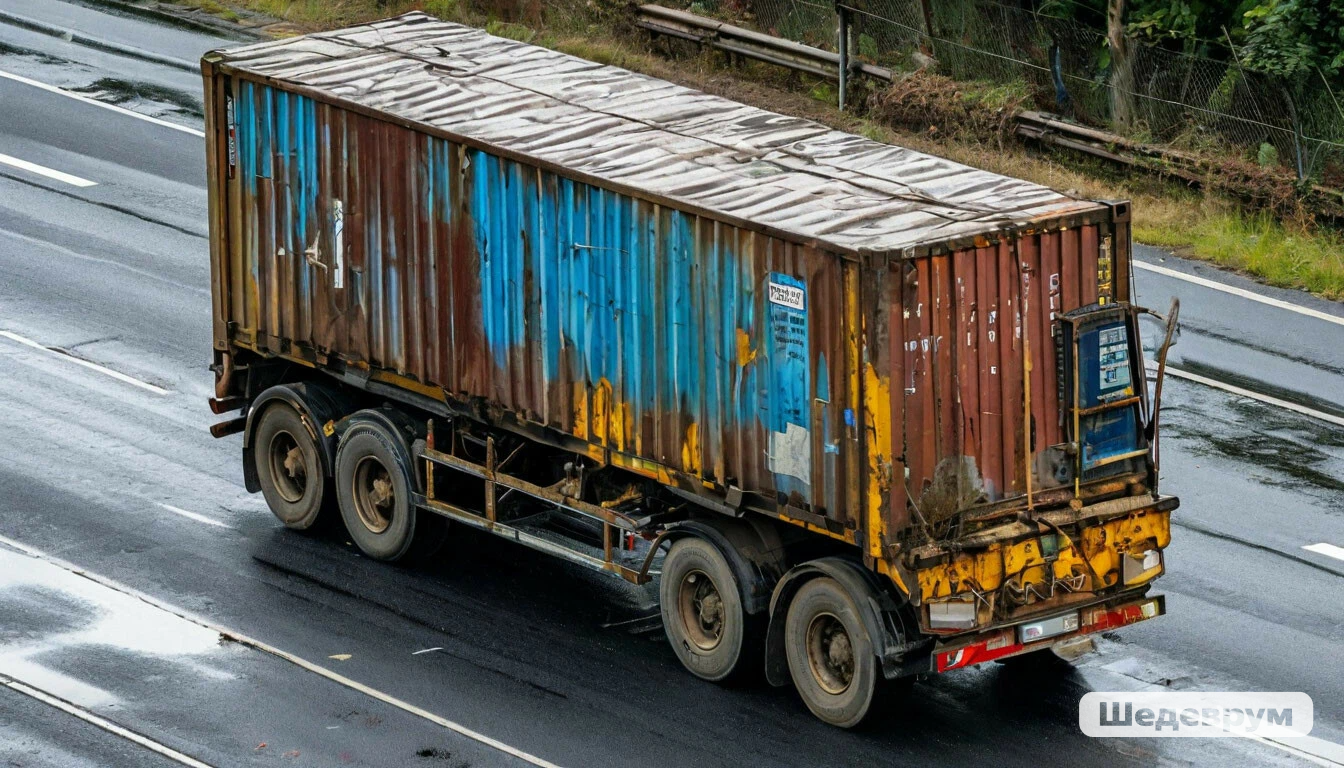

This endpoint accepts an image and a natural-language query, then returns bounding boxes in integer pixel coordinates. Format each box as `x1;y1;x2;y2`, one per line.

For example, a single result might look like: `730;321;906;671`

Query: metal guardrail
635;5;1177;153
636;4;1344;213
635;4;891;108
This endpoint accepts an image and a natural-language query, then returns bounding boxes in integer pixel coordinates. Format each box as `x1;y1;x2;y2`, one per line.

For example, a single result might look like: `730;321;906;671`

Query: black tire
335;415;418;561
784;577;878;728
253;402;328;530
660;537;757;682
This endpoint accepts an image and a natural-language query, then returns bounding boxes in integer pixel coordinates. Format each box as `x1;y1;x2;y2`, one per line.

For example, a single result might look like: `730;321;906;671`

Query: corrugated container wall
206;15;1135;552
866;226;1123;539
222;79;857;521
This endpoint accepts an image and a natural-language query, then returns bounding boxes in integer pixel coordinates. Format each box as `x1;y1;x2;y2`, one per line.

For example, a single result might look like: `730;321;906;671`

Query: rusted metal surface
203;14;1133;548
866;222;1133;548
207;47;857;520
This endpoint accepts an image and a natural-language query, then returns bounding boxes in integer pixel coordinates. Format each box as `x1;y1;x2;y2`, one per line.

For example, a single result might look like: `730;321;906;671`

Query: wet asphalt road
0;2;1342;766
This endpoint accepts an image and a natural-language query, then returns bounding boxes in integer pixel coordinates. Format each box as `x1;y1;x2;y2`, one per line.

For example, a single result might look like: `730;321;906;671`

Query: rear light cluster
934;595;1164;673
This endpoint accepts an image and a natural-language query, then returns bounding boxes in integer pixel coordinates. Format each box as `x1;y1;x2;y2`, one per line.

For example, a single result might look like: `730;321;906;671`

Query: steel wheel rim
351;455;395;534
268;429;307;503
676;568;724;651
805;612;854;695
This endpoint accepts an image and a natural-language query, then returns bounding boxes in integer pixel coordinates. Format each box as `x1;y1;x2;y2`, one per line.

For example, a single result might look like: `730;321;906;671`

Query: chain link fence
744;0;1344;185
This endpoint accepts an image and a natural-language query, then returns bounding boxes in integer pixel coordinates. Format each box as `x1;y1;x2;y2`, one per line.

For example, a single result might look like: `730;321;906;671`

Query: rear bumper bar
932;593;1165;673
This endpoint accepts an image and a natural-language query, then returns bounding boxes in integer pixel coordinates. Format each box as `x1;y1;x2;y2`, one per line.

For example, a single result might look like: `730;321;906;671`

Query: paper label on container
767;273;810;488
768;280;806;311
769;422;812;484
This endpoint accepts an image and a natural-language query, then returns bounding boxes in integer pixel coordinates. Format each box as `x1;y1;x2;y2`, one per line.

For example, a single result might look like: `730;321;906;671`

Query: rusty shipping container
204;12;1176;726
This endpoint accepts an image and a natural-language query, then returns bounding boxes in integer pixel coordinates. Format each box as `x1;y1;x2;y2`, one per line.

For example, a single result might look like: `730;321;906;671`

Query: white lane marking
412;647;444;655
0;152;96;187
1134;260;1344;328
0;69;205;138
1255;734;1344;768
1148;361;1344;428
0;534;565;768
1303;543;1344;562
158;503;235;530
1085;656;1344;767
3;679;215;768
0;330;170;395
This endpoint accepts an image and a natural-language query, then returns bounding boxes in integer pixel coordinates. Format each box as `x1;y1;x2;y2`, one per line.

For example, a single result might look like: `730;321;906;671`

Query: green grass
193;0;241;20
1137;213;1344;299
422;0;458;18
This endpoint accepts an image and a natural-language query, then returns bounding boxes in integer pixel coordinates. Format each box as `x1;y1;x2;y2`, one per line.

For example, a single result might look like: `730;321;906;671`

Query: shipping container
204;13;1178;727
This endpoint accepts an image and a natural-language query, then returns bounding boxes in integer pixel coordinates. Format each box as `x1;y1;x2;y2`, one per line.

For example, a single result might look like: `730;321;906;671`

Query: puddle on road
69;77;202;118
1201;429;1344;494
1164;378;1344;503
0;546;226;709
1178;357;1344;420
0;45;202;124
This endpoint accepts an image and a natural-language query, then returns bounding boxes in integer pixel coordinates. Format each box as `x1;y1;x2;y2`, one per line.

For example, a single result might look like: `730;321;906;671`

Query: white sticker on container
332;199;344;290
768;280;805;311
769;421;812;484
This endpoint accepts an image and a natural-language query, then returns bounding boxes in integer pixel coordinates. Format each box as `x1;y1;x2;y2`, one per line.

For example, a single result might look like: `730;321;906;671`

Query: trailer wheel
660;537;754;682
253;402;327;530
784;577;878;728
335;417;417;561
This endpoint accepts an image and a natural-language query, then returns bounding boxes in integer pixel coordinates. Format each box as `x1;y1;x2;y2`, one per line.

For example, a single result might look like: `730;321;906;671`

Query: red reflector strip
936;630;1020;672
934;598;1163;673
1082;599;1162;632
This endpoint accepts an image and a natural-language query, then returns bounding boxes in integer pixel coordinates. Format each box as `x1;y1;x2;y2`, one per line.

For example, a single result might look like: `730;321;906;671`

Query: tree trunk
1107;0;1134;129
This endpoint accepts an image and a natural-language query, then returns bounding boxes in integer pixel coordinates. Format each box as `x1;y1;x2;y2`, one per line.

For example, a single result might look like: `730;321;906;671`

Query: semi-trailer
203;12;1179;727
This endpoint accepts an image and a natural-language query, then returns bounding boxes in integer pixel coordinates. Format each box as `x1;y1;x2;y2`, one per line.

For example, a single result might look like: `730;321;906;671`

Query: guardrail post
837;3;850;111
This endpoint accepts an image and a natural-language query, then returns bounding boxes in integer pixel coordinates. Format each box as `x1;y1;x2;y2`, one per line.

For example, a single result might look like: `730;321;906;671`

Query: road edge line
1303;543;1344;563
0;533;563;768
0;69;204;137
2;677;217;768
1149;362;1344;428
1134;260;1344;328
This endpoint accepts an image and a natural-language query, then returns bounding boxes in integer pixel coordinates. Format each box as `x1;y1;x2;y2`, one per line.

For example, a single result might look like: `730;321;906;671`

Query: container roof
207;12;1105;255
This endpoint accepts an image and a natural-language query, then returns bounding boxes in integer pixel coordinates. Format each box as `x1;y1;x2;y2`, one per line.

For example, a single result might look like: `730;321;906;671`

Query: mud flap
764;557;923;686
241;381;355;493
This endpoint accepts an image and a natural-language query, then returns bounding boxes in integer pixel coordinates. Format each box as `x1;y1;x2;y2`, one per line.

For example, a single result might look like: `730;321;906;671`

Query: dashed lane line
158;503;235;530
1304;543;1344;563
0;152;97;187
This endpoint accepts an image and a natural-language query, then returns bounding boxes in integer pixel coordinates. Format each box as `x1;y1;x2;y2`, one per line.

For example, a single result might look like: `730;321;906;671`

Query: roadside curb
76;0;259;40
85;0;297;41
0;8;198;73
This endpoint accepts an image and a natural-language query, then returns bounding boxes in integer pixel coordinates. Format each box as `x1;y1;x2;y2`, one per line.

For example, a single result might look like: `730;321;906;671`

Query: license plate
1017;612;1081;643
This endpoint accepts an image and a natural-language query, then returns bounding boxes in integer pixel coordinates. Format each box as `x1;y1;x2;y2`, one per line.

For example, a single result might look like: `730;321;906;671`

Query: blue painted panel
229;89;844;505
